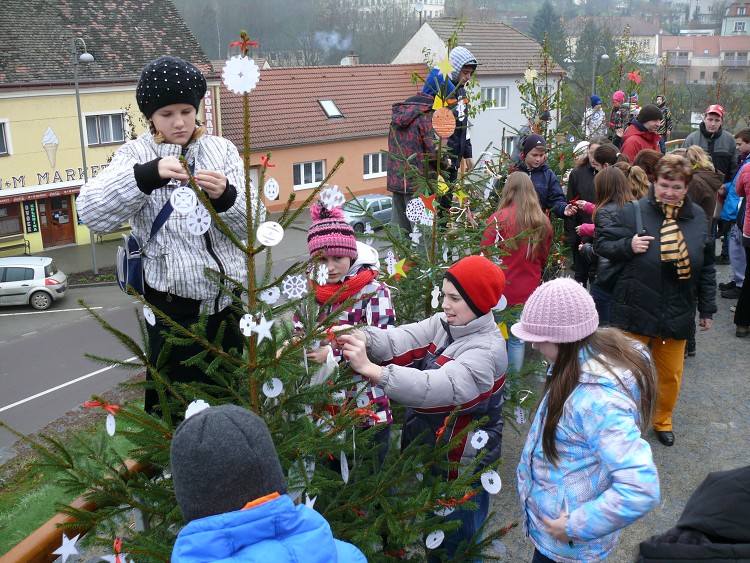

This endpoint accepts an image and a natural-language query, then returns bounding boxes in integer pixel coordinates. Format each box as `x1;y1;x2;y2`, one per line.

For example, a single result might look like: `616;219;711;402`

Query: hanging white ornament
320;185;346;210
259;286;281;305
385;250;397;276
252;314;275;343
315;264;329;286
263;377;283;398
416;472;424;482
451;247;459;262
239;313;257;336
405;197;425;222
356;394;370;408
105;413;116;436
363;222;374;245
431;286;441;309
425;530;445;550
340;451;350;484
282;275;308;299
434;505;454;517
170;186;198;213
470;429;489;449
316;415;333;433
419;209;434;227
409;229;422;245
263;177;280;200
481;469;502;494
52;533;80;563
222;55;260;94
185;205;211;236
515;405;526;424
365;302;373;326
331;390;346;405
442;246;449;261
256;221;284;247
457;99;467;120
185;399;211;419
142;305;156;326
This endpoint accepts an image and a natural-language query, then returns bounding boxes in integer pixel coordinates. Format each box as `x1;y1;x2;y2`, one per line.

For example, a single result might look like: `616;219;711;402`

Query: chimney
341;51;359;66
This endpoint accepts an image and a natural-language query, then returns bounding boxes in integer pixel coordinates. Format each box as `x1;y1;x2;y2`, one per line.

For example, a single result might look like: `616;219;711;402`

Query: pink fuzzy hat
612;90;626;104
307;202;357;259
510;278;598;343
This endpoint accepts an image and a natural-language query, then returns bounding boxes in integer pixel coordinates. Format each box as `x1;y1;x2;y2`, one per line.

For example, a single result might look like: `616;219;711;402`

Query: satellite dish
340;56;351;65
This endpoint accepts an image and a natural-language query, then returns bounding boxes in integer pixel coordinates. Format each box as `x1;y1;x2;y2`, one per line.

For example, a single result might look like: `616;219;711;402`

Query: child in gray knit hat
170;404;366;562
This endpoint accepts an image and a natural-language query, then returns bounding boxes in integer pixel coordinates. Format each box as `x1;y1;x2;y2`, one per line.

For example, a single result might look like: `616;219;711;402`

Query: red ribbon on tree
261;155;275;168
113;538;123;563
230;38;259;49
83;400;120;415
435;415;449;442
438;490;478;508
351;506;366;517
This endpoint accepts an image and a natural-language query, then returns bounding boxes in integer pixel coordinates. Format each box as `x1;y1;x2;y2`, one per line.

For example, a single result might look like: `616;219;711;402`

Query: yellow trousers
625;332;686;431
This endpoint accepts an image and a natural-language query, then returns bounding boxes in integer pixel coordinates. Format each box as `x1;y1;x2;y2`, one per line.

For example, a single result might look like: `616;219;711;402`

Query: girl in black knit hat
77;55;263;415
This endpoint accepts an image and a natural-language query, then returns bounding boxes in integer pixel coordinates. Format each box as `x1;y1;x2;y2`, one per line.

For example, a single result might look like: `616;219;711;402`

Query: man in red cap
685;105;740;263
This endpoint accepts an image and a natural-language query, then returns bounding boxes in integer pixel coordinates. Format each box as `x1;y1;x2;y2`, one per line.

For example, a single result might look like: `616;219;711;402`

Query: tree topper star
436;56;455;79
52;533;80;563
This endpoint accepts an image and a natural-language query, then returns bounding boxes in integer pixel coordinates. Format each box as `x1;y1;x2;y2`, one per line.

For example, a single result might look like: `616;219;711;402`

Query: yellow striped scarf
659;200;691;280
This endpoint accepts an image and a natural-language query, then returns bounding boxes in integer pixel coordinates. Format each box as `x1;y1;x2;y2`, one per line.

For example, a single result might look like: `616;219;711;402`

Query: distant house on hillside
722;1;750;35
220;63;426;212
659;34;750;83
392;18;565;160
0;0;212;254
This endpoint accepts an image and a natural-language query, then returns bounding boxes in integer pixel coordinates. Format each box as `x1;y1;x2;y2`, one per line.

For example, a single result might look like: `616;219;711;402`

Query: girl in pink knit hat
513;278;659;563
294;200;396;461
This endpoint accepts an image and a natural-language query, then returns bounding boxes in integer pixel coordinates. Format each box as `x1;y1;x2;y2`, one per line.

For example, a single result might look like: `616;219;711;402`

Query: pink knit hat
510;278;598;343
612;90;626;104
307;203;358;259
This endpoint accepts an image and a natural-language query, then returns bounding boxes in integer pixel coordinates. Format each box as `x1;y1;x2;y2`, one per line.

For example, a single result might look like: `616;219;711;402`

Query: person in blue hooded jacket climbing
170;404;366;563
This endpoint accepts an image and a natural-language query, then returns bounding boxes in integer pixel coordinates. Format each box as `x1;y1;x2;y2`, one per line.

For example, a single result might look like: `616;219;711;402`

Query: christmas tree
0;32;550;562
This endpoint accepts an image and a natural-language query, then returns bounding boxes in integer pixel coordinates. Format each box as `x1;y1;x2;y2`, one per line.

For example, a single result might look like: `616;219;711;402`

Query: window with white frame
503;137;514;156
735;21;746;32
480;86;508;109
293;160;325;190
739;7;746;15
0;121;8;155
363;152;387;179
85;113;125;146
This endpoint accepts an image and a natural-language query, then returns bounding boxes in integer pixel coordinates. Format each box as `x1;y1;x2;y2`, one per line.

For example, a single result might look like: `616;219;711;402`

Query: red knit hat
444;255;506;316
307;203;358;259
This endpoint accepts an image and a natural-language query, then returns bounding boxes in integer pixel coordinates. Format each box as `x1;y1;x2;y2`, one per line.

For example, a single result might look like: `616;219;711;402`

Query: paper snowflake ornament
239;313;257;337
52;533;80;563
418;209;434;227
405;198;425;222
515;405;526;424
457;99;466;120
481;469;502;494
409;229;422;246
385;250;397;276
282;275;307;299
256;221;285;247
252;314;274;343
340;451;350;484
106;414;116;436
222;55;261;94
170;186;197;213
264;178;280;200
186;205;211;236
434;504;454;517
425;530;445;549
320;185;346;210
142;305;156;326
305;494;317;509
262;377;283;398
185;399;211;419
363;222;374;245
259;286;281;305
524;68;538;84
470;429;489;449
315;264;329;286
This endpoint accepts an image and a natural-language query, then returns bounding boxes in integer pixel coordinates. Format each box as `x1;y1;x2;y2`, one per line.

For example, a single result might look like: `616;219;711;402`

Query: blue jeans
590;283;612;326
429;489;490;562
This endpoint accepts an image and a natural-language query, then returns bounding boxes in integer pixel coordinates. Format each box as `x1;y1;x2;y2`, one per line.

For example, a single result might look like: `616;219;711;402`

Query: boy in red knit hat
335;254;507;561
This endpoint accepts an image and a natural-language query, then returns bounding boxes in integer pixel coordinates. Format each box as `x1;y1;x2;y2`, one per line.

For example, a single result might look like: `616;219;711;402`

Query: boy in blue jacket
170;404;366;563
514;134;576;219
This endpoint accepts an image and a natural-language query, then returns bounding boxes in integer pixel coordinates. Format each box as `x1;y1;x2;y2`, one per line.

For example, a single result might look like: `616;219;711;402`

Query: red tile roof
659;35;750;55
220;63;427;152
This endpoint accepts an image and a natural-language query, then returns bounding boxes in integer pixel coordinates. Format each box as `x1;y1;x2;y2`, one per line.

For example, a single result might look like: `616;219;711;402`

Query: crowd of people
79;49;750;561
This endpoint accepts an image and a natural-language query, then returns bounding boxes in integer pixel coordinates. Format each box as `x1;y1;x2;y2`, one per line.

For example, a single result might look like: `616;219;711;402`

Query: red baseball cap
706;104;725;118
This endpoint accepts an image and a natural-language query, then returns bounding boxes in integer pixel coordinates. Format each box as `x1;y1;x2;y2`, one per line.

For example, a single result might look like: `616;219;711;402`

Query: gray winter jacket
77;131;260;314
364;312;507;479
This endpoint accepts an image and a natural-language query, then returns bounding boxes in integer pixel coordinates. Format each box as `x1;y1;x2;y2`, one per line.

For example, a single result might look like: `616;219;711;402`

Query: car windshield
342;199;369;213
45;262;58;277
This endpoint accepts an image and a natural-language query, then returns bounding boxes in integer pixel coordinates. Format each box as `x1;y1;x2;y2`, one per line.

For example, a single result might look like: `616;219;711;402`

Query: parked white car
0;256;68;310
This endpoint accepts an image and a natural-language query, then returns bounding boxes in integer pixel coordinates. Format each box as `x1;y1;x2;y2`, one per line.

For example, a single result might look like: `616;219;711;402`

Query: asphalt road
0;285;141;459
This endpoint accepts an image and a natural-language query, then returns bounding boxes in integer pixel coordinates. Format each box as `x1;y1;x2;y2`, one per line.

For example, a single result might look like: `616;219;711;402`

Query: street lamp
591;45;609;96
415;1;424;28
70;37;98;274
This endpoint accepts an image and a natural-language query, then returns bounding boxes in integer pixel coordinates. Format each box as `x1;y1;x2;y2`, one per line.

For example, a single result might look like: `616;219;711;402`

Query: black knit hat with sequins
136;56;207;118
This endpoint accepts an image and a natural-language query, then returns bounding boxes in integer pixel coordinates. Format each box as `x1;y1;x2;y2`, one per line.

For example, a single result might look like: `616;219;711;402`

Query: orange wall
249;137;389;213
